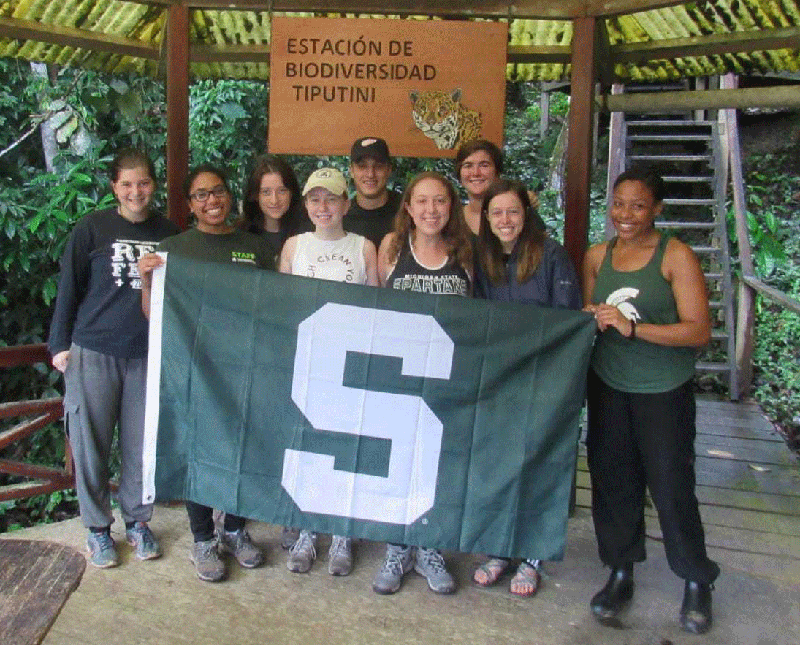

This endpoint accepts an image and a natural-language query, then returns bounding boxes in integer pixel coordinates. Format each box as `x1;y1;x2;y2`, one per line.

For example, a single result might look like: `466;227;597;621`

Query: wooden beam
741;275;800;316
599;85;800;112
184;1;689;19
564;16;597;277
191;44;271;64
507;45;571;65
166;5;190;230
613;27;800;65
0;16;160;60
594;17;614;89
0;344;50;368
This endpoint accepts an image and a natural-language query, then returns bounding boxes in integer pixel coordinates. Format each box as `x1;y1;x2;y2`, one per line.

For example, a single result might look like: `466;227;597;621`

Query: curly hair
386;171;472;273
478;179;546;286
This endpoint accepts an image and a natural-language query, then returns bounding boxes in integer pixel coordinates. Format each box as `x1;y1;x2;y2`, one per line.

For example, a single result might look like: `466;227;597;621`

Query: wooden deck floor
3;397;800;645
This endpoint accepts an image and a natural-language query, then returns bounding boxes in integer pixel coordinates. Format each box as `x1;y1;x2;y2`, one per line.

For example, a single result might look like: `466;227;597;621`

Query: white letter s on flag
282;303;453;524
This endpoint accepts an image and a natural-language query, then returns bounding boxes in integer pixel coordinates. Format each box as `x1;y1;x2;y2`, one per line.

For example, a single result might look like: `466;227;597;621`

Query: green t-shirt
157;228;274;270
590;233;695;393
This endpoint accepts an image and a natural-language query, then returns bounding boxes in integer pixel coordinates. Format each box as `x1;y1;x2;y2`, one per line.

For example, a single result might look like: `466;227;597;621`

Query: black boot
680;580;713;634
590;564;634;621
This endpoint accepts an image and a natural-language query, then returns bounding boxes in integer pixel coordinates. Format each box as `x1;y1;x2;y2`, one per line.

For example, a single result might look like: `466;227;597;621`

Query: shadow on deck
2;398;799;645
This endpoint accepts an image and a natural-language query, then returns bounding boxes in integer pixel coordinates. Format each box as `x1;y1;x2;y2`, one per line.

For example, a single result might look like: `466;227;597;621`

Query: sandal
510;561;541;597
473;557;511;587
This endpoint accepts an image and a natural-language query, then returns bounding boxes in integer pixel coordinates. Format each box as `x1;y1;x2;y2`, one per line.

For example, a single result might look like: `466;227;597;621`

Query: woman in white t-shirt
279;167;378;578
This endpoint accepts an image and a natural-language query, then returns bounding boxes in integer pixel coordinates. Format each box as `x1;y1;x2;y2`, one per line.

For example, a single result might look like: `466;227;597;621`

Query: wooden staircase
608;89;739;399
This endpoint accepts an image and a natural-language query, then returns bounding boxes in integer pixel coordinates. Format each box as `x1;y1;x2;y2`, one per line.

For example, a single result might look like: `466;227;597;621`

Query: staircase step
704;272;723;281
663;175;714;183
629;154;711;162
663;198;716;206
627;120;715;127
711;330;729;341
709;301;724;309
692;245;720;254
656;221;717;229
696;361;731;373
628;134;712;142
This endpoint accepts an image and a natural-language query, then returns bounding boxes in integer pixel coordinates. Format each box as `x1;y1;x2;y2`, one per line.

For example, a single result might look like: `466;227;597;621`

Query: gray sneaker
218;528;264;568
328;535;353;576
86;530;119;568
281;526;300;550
287;530;316;573
125;522;162;561
372;544;413;594
190;538;226;582
414;547;456;594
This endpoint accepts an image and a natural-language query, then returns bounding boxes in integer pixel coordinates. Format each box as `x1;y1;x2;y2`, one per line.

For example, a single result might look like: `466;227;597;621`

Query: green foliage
738;147;800;439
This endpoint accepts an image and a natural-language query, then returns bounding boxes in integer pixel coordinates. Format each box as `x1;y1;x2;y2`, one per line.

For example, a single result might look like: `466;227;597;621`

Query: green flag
143;254;595;560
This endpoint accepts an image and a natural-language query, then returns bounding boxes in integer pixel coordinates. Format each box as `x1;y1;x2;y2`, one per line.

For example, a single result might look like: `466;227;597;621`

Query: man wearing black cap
344;137;403;249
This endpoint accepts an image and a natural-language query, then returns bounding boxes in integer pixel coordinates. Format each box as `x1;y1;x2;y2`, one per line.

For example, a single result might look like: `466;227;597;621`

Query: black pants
185;501;246;542
586;370;719;584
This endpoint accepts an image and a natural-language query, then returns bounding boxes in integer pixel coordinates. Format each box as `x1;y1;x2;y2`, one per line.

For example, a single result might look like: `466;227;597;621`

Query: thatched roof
1;1;798;82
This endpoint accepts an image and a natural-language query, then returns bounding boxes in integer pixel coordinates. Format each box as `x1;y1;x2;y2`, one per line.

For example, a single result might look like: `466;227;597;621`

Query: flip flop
510;561;541;597
473;557;511;587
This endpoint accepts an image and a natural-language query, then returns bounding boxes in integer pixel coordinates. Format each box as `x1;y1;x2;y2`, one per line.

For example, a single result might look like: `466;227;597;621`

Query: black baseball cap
350;137;391;164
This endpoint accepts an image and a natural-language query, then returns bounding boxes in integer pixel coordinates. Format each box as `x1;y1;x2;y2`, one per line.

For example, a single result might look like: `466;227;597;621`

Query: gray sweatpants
63;344;153;528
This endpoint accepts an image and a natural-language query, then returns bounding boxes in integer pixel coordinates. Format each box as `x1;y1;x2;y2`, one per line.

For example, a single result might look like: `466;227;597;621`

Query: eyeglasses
190;186;228;202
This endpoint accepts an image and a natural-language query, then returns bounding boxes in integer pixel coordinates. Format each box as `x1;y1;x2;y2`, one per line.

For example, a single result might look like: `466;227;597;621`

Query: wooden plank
0;540;85;645
0;17;160;61
575;487;800;537
613;26;800;65
694;437;797;467
0;411;62;451
577;455;800;498
0;398;63;419
0;344;50;368
742;274;800;315
650;521;800;560
601;85;800;113
576;471;800;516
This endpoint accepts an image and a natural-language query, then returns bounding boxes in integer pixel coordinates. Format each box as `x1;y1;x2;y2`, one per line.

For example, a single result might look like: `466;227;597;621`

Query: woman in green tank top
581;166;719;634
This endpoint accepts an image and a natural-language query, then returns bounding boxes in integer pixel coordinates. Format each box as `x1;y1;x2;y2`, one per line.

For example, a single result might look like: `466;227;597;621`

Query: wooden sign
268;17;507;158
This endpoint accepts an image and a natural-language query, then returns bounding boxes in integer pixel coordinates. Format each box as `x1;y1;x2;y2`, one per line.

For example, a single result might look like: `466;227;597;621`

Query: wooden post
721;74;756;397
564;16;597;276
166;5;190;230
605;83;625;241
539;85;550;138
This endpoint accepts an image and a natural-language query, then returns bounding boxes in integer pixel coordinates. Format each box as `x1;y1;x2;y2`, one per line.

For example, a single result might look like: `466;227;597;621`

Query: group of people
48;135;719;635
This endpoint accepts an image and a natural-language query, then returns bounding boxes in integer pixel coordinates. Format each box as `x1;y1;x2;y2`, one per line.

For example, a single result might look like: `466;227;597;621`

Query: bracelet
628;318;636;340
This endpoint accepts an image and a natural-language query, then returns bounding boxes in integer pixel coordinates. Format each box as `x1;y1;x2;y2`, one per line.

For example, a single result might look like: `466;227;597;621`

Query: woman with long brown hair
472;178;581;596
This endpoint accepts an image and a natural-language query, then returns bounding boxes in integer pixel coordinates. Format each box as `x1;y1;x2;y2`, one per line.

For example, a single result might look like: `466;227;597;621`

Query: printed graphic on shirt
232;252;257;265
391;274;469;296
111;239;159;290
606;287;641;321
306;252;356;282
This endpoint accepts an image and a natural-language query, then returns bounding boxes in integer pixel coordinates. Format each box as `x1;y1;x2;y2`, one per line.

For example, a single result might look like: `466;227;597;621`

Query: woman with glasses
241;154;307;261
138;163;273;582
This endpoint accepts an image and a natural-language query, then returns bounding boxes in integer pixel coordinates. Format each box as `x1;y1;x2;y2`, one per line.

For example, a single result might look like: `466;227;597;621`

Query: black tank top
386;240;470;296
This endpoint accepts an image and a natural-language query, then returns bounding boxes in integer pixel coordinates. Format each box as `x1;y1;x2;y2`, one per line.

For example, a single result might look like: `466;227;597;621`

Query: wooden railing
721;73;800;397
0;344;72;503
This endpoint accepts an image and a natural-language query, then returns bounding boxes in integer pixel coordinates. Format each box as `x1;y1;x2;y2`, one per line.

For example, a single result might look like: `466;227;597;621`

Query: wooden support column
721;73;756;397
166;4;190;229
564;16;597;277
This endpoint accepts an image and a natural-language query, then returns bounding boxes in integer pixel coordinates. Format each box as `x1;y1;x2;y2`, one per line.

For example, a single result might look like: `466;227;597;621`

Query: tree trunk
31;62;58;173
